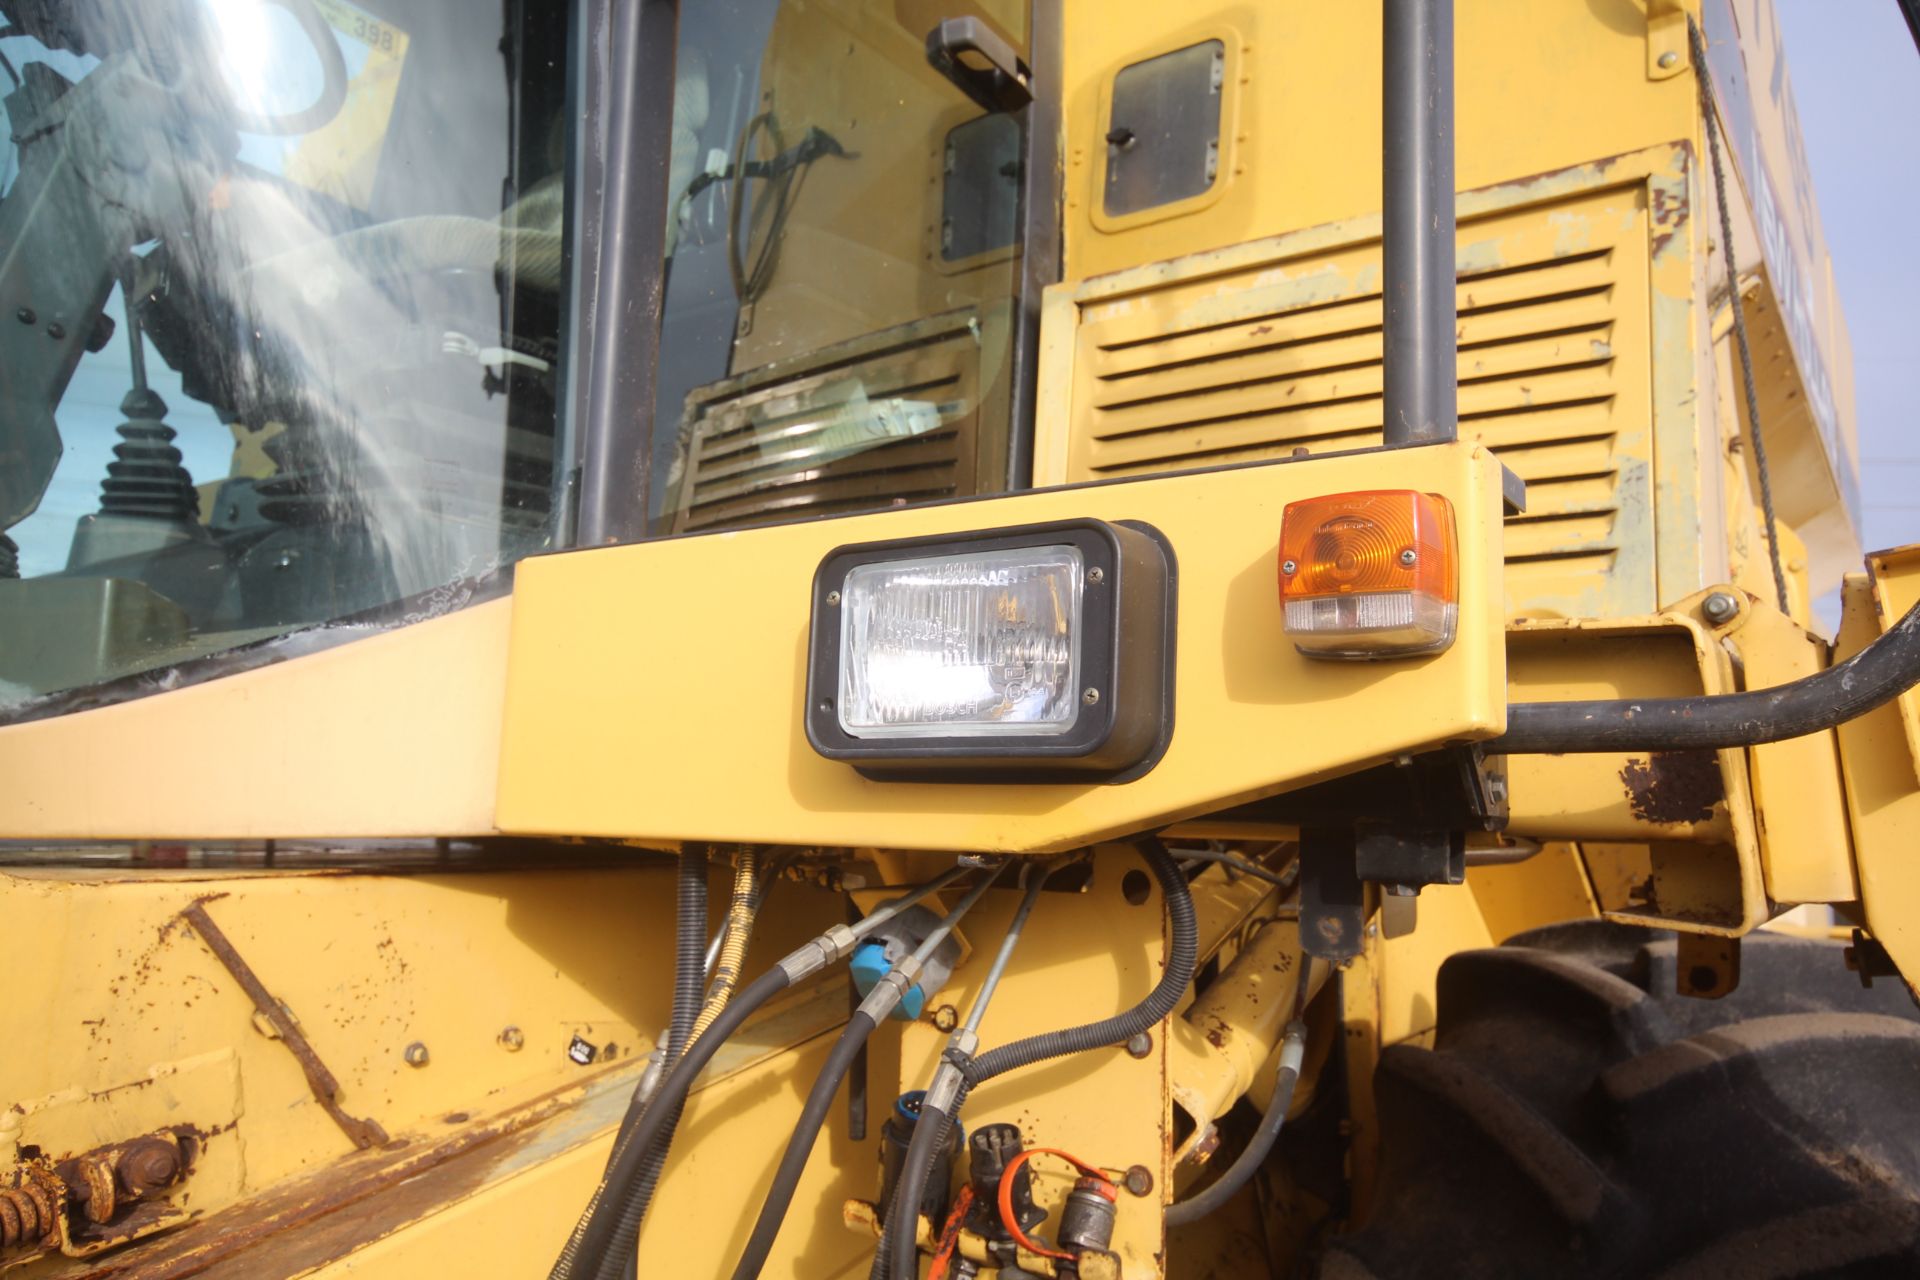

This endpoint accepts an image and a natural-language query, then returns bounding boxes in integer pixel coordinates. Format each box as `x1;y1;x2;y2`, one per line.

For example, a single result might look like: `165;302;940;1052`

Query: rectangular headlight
806;519;1175;780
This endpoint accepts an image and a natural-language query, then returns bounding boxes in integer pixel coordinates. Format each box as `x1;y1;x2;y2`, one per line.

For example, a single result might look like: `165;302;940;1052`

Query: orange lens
1277;490;1458;657
1279;490;1455;601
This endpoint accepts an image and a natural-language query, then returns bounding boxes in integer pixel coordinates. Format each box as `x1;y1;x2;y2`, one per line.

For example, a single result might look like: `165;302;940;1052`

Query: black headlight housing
804;517;1176;782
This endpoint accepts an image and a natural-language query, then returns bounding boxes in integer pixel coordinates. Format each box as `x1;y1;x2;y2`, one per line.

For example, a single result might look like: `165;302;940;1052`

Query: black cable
601;848;710;1280
729;1010;880;1279
550;849;708;1280
1165;960;1315;1227
1172;846;1294;888
1492;594;1920;754
878;837;1198;1278
568;967;792;1279
1689;15;1790;615
564;867;972;1280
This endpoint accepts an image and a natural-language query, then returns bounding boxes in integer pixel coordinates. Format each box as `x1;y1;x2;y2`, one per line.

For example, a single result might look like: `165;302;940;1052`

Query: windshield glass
0;0;573;712
652;0;1030;534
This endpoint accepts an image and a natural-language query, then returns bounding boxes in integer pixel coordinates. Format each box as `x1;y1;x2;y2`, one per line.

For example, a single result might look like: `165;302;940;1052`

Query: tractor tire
1323;920;1920;1280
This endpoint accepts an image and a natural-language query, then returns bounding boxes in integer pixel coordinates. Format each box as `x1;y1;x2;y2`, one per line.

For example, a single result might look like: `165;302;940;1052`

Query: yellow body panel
0;600;511;840
496;442;1507;852
1836;554;1920;1002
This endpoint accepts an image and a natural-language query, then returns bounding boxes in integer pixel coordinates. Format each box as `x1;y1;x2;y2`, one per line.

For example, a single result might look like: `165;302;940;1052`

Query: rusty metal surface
178;899;389;1151
1619;751;1725;825
0;1129;194;1266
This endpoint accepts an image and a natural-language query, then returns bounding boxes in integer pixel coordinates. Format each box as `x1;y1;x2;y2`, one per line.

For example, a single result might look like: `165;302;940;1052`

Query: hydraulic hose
561;864;972;1280
1490;596;1920;754
1164;959;1315;1227
879;838;1198;1279
730;866;1004;1280
694;851;761;1041
549;847;708;1280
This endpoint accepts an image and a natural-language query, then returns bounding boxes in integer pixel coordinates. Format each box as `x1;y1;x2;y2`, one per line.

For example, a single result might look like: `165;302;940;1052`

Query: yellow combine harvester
1;0;1917;1275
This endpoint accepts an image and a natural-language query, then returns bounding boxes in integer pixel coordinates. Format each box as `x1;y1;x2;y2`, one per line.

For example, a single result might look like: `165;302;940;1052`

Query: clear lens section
1283;591;1457;657
839;547;1083;738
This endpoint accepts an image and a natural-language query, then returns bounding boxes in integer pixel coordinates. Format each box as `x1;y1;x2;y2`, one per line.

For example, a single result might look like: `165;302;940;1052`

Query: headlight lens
839;547;1084;738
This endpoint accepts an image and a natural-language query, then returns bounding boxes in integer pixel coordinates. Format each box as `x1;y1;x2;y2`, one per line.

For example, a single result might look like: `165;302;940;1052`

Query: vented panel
670;310;984;533
1058;185;1656;616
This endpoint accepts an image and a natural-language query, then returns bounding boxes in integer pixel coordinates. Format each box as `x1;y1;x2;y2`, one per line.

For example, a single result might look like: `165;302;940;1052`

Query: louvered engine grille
669;309;983;533
1061;184;1656;616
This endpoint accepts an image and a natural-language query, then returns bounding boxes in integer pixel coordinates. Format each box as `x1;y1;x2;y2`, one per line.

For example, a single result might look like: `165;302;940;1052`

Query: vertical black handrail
1381;0;1457;447
575;0;680;546
1004;2;1065;493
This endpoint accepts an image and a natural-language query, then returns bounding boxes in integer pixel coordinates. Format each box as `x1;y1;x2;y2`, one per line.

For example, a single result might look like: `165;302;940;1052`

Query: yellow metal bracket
1646;0;1693;82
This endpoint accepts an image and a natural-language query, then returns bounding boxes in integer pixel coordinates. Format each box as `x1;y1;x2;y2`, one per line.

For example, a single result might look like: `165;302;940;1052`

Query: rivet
498;1026;525;1052
45;321;65;340
403;1041;430;1068
1125;1031;1152;1059
14;307;34;325
1658;50;1679;69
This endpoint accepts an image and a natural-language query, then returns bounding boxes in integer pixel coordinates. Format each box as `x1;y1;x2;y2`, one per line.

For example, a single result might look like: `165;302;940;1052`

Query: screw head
825;590;840;606
1082;687;1100;705
403;1041;430;1068
498;1026;525;1052
1702;591;1740;624
1399;548;1417;567
1281;559;1298;575
1087;566;1105;585
1659;50;1679;68
1125;1031;1153;1059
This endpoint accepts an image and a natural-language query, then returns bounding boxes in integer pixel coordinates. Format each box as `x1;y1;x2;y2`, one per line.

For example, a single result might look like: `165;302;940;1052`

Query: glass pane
0;0;574;711
652;0;1031;535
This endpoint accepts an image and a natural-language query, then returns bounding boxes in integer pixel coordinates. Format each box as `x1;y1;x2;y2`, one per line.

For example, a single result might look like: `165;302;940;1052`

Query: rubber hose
694;851;760;1041
606;848;713;1277
1164;1021;1307;1226
549;848;708;1280
880;838;1197;1279
567;966;791;1280
731;1010;882;1279
1490;596;1920;754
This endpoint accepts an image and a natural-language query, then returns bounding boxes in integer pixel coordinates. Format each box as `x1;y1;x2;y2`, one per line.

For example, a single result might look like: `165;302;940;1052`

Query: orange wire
995;1147;1116;1262
926;1184;974;1280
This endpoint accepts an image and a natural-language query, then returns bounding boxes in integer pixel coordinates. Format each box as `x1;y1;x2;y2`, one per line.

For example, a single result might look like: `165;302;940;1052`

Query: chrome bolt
1399;548;1417;567
1658;50;1679;68
498;1026;525;1052
1281;559;1298;575
1702;591;1740;624
1082;688;1101;705
403;1041;430;1068
1087;567;1105;584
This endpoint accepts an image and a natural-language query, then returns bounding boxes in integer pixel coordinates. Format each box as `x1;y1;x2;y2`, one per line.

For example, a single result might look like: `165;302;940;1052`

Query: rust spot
1621;751;1724;824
